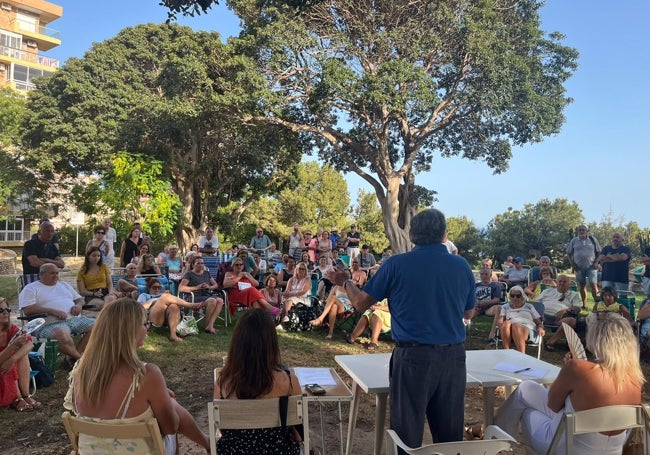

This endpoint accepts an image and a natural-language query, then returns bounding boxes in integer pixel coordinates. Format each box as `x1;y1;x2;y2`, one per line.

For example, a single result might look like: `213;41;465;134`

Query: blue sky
46;1;649;229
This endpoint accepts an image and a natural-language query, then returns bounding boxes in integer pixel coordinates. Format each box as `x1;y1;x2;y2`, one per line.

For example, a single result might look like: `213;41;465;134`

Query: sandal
367;342;378;351
325;334;333;340
464;422;484;439
22;396;42;410
345;332;355;344
11;397;33;412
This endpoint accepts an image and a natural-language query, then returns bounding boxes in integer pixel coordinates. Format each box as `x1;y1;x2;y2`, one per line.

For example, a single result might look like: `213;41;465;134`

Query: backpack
28;352;55;388
286;303;317;332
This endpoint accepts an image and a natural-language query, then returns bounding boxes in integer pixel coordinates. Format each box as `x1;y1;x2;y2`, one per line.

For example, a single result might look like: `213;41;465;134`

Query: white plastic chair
385;425;519;455
546;404;650;455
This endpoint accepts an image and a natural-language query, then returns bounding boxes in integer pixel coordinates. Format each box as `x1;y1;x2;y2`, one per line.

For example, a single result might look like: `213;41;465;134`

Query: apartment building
0;0;62;93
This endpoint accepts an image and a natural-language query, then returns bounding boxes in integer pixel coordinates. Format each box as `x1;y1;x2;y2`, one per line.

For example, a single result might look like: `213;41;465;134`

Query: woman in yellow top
77;246;117;310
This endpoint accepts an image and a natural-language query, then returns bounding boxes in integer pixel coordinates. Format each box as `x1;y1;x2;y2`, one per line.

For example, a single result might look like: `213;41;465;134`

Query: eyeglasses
151;286;163;290
0;308;11;314
233;263;243;267
305;233;312;235
509;294;523;298
96;231;105;234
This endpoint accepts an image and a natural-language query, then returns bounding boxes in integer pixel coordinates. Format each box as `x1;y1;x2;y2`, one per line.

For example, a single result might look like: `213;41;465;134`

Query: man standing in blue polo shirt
327;209;475;450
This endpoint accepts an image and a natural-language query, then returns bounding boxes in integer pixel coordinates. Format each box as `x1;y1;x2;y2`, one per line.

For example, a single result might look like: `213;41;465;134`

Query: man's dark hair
409;209;446;245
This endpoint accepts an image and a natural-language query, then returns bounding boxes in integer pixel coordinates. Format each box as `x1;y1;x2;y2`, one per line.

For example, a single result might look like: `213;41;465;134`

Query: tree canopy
20;23;303;247
224;0;578;252
486;198;583;267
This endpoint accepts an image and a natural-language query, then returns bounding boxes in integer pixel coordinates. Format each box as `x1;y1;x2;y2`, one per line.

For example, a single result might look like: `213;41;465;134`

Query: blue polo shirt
364;243;475;345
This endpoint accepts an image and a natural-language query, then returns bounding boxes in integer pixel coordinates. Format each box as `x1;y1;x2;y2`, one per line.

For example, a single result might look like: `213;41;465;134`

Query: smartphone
305;383;326;396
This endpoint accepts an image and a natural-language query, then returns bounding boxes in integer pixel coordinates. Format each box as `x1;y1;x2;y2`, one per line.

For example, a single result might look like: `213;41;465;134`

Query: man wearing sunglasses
535;275;581;351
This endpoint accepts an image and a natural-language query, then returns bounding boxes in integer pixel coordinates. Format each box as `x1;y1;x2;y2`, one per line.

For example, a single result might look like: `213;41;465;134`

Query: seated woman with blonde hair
345;299;391;351
215;308;301;454
496;286;545;353
309;284;354;340
524;266;556;299
495;312;644;454
65;298;209;453
136;253;161;276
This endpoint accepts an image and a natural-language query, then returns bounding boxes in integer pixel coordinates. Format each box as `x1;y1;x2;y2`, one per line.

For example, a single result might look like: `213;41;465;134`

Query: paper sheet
493;362;548;379
294;367;337;386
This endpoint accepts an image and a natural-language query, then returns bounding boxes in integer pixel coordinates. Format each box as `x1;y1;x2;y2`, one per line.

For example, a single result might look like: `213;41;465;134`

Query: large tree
486;198;583;267
21;23;303;247
224;0;578;252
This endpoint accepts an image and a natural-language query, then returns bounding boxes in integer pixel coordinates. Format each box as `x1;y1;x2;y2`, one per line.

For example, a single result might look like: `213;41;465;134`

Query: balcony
0;44;59;68
10;18;60;40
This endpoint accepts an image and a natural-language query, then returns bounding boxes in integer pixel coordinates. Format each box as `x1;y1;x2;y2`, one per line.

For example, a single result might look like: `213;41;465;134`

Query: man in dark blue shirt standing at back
327;209;475;452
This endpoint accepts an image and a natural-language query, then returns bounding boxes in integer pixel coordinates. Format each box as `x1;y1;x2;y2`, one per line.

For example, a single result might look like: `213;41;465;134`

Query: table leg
483;386;496;426
345;382;361;455
338;402;344;455
374;393;388;455
320;403;325;454
303;398;310;455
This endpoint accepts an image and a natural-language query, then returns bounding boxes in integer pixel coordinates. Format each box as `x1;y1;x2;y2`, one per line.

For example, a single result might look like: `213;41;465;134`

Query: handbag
176;315;199;337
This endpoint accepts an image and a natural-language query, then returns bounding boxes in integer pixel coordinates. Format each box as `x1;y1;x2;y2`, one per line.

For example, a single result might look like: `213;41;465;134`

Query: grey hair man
327;209;475;450
22;221;65;275
18;264;94;361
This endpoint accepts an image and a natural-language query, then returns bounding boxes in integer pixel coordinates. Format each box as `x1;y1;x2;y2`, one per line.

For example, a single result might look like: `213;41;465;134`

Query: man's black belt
395;341;460;348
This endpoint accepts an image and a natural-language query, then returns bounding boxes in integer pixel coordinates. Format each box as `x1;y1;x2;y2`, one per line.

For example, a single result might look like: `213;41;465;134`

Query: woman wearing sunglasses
497;286;545;353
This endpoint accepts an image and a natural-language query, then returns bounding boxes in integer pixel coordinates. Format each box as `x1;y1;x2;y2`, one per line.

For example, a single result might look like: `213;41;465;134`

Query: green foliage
239;161;351;248
72;152;181;240
486;198;583;268
447;216;485;267
56;224;94;256
587;215;650;265
20;23;303;249
0;88;47;213
227;0;578;252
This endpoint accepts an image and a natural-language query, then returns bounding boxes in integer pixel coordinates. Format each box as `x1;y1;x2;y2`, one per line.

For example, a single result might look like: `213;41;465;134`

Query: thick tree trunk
376;174;417;254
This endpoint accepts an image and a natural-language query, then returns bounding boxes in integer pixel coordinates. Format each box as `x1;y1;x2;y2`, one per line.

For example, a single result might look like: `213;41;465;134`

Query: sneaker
275;324;284;331
282;315;290;323
486;337;497;346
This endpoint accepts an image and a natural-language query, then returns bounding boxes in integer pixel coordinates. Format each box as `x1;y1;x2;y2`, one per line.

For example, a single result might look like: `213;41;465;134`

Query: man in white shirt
102;217;117;267
198;227;219;256
19;264;95;361
535;274;581;351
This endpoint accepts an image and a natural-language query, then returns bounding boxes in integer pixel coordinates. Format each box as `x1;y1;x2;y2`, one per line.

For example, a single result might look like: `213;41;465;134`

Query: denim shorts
575;268;598;284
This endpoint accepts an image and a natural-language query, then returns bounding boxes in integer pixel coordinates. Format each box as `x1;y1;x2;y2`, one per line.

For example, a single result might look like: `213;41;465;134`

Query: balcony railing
10;19;61;40
0;45;59;68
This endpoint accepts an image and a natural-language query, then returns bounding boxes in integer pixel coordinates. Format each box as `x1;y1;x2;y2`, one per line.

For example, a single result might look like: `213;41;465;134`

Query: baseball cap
514;257;524;263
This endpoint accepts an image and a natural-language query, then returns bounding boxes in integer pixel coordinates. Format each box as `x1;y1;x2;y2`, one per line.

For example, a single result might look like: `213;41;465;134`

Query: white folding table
335;349;560;455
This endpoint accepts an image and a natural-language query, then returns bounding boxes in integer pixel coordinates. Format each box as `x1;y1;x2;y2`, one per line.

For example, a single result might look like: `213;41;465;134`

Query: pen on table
514;367;531;374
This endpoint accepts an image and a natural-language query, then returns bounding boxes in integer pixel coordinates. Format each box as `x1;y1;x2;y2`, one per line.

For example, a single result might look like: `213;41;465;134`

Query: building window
0;217;24;242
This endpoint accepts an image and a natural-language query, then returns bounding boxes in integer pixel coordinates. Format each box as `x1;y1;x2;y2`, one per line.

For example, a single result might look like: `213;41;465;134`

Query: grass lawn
1;264;647;454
